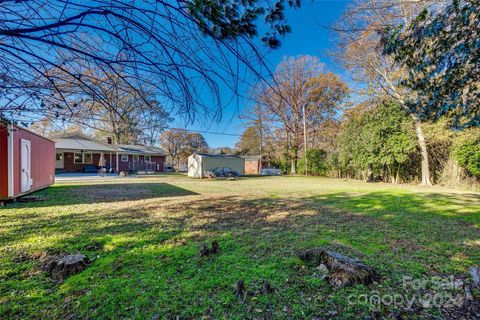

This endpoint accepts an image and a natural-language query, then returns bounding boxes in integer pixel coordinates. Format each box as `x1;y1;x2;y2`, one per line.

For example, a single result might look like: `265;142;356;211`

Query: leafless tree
255;55;349;174
0;0;298;126
160;128;208;171
239;102;275;163
48;67;171;145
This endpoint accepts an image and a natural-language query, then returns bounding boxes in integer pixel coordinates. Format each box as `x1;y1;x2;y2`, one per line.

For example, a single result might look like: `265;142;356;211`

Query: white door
55;152;64;169
21;139;31;193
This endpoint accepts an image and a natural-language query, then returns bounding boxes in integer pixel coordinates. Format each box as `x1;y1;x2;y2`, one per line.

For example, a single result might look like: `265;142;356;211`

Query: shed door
21;139;31;193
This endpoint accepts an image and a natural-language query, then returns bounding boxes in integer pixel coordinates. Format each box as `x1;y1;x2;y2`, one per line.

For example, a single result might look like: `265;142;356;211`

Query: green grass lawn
1;175;479;319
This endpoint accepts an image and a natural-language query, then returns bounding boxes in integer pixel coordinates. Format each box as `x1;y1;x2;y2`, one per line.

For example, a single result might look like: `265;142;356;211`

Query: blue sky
174;0;353;148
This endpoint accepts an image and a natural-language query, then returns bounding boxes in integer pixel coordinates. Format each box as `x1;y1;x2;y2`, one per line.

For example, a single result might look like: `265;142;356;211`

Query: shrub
337;100;416;183
423;120;455;183
453;128;480;177
298;148;328;176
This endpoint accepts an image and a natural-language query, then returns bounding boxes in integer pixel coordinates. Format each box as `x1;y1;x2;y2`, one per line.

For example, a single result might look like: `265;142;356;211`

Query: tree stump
199;240;220;257
211;240;220;254
261;280;274;294
44;254;89;280
234;280;247;300
299;248;380;289
199;243;210;257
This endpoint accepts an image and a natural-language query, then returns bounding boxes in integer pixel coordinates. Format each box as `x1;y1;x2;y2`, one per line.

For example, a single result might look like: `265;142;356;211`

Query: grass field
1;175;479;319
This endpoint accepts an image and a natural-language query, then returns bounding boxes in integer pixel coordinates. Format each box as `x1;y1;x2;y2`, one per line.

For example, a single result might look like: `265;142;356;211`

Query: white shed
188;153;245;178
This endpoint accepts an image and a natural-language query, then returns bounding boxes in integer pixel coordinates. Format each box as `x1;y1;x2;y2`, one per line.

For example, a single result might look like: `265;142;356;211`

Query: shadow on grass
3;189;479;260
1;188;479;319
3;182;198;208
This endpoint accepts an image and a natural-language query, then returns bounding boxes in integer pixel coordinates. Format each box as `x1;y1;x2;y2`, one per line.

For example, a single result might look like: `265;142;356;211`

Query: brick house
52;133;166;173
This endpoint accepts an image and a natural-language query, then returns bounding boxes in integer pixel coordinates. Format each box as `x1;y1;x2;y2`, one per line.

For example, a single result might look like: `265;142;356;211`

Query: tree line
3;0;478;186
237;0;479;188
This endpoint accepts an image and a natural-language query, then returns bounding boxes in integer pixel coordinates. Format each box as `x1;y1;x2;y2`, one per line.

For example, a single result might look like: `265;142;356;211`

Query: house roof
115;144;166;156
52;132;166;155
53;133;118;152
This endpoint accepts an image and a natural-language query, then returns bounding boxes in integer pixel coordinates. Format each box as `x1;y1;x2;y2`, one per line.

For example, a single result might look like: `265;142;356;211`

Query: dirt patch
84;241;103;251
79;186;154;200
168;195;387;234
390;239;424;252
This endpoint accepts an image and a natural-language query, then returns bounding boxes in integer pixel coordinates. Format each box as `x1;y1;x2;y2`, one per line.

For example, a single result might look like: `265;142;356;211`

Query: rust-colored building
0;121;55;200
242;156;261;175
52;133;166;173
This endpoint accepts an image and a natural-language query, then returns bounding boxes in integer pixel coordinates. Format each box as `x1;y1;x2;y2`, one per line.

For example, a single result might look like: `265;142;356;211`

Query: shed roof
193;153;242;158
0;120;55;143
242;155;261;161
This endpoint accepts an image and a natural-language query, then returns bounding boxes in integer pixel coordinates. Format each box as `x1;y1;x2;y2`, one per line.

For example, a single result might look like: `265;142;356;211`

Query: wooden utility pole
303;104;307;176
258;105;263;172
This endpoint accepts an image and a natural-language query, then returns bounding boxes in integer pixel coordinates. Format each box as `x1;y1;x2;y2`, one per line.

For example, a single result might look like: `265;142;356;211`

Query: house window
121;154;129;162
83;153;92;164
145;156;151;162
133;155;139;161
74;152;92;164
74;153;83;164
55;153;63;161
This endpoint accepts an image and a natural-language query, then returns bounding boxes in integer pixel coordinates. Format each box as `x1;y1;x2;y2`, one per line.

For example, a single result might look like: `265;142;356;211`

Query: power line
169;127;241;137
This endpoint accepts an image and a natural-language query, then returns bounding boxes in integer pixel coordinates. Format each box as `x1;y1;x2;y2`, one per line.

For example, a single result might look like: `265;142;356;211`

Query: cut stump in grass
211;240;220;254
233;279;275;302
199;243;210;256
299;248;380;289
43;254;89;281
260;280;274;294
234;280;247;300
199;240;220;257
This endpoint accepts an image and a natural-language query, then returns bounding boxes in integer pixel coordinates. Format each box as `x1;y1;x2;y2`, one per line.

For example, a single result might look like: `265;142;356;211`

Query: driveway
55;173;128;182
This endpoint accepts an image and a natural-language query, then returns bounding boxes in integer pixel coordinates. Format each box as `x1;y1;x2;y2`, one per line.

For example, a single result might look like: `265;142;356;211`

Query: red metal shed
0;121;55;200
